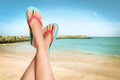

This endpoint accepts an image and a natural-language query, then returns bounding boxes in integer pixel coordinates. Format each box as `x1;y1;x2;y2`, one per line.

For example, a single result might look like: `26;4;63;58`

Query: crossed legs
21;9;56;80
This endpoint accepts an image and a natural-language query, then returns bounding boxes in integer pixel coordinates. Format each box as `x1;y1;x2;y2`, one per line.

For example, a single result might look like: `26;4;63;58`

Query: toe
28;10;32;20
43;27;45;34
43;28;45;32
49;24;52;30
44;26;47;32
48;24;50;30
53;24;57;35
34;10;42;19
33;10;37;16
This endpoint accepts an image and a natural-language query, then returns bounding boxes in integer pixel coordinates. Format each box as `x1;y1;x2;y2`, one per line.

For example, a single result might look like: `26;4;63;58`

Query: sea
0;37;120;57
52;37;120;56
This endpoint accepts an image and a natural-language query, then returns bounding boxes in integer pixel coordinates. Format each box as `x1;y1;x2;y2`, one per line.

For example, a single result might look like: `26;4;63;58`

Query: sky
0;0;120;37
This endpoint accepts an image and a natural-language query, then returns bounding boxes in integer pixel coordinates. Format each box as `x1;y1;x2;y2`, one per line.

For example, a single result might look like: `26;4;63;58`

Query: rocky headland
0;36;29;43
0;35;91;43
57;35;91;39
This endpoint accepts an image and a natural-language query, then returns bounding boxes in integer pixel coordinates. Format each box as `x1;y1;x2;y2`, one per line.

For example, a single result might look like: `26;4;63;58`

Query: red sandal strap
43;30;53;46
28;15;43;27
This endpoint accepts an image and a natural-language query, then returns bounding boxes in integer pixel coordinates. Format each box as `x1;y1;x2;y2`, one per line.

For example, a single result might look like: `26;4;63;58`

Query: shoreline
52;50;120;61
1;49;120;62
0;41;120;60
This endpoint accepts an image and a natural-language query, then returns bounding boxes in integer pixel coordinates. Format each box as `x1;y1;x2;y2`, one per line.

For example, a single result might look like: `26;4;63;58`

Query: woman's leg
21;25;56;80
21;10;55;80
21;56;35;80
35;24;56;80
30;10;55;80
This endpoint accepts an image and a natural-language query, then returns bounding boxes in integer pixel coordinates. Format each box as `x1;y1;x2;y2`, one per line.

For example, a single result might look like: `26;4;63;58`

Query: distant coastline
0;36;29;43
57;35;91;39
0;35;91;43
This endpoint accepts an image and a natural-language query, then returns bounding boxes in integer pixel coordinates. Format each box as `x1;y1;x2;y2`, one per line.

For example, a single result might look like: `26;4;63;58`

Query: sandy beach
0;51;120;80
0;0;120;79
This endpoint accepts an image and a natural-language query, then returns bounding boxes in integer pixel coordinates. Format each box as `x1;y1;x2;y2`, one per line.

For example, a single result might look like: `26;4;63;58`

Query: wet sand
0;52;120;80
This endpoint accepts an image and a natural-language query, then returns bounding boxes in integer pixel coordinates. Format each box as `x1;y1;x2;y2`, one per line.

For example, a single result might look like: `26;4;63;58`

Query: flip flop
43;23;59;53
26;7;43;45
26;7;59;53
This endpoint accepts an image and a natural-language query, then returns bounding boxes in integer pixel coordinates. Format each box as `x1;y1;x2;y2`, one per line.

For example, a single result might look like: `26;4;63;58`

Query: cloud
86;10;98;17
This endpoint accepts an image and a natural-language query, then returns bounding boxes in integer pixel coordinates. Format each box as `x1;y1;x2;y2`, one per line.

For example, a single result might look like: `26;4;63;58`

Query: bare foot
43;24;57;50
27;9;44;49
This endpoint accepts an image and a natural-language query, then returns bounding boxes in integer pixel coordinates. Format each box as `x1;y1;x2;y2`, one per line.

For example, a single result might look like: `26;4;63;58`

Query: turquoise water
0;37;120;56
52;37;120;56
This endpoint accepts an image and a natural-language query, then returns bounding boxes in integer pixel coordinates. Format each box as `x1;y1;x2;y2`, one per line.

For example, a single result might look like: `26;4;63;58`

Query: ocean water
52;37;120;56
0;37;120;56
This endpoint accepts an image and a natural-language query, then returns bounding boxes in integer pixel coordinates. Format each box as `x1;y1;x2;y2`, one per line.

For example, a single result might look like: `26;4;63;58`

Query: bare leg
35;24;56;80
21;56;35;80
21;10;56;80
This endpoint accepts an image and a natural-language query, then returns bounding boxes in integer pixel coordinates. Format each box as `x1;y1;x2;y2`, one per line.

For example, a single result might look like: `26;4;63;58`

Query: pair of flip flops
26;7;59;51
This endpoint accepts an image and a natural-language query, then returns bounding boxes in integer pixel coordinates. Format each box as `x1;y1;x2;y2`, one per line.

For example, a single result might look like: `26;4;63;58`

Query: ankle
36;47;48;56
37;45;49;52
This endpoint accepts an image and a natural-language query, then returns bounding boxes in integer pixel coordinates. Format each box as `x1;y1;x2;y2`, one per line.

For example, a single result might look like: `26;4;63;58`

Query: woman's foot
27;9;58;52
27;9;44;49
43;24;57;50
